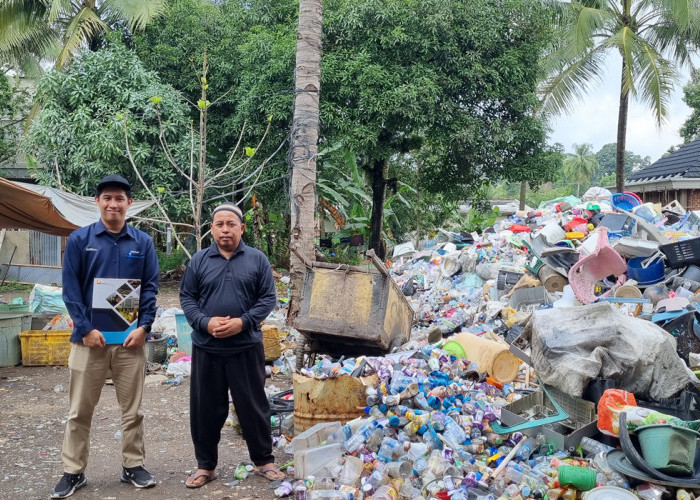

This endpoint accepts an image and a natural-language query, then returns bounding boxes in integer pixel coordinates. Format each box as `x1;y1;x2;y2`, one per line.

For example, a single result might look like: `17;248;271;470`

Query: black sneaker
50;473;86;499
120;466;156;488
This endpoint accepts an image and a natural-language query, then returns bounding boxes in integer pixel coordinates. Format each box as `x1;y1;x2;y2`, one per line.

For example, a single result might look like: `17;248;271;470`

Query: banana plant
316;145;415;244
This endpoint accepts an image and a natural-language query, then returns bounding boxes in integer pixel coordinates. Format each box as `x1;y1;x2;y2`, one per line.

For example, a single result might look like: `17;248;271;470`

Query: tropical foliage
0;72;31;166
680;73;700;144
540;0;700;192
563;143;599;196
25;42;191;209
0;0;164;71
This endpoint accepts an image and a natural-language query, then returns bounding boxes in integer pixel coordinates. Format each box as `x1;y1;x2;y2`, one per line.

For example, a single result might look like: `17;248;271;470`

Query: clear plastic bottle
515;437;537;461
371;485;398;500
580;436;613;456
389;373;414;394
377;437;400;462
443;415;468;448
344;419;379;453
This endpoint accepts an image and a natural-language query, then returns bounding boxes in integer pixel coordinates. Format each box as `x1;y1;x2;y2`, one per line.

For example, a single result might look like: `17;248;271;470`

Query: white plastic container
293;443;343;479
285;421;341;453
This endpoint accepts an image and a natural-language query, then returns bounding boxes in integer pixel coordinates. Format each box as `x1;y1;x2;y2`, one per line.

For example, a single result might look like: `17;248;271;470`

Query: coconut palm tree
0;0;164;70
288;0;322;322
540;0;700;193
563;143;599;196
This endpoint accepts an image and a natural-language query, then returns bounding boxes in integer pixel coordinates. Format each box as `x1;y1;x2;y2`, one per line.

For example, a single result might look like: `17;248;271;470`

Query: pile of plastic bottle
277;344;671;500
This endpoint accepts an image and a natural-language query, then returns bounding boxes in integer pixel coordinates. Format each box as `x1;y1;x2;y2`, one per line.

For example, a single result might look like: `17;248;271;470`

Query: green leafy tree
0;0;164;70
594;142;650;181
322;0;559;258
0;72;31;167
25;43;191;212
680;73;700;143
563;143;599;196
540;0;700;193
132;0;297;216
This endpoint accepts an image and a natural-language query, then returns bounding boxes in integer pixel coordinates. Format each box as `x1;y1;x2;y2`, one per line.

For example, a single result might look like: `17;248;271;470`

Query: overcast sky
547;54;692;163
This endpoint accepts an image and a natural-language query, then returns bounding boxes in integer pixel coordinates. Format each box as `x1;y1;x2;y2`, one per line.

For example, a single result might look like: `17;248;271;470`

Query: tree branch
121;117;192;259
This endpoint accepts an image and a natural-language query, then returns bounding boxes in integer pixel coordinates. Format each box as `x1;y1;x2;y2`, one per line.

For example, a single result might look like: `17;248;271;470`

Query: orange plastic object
509;224;531;233
564;217;589;232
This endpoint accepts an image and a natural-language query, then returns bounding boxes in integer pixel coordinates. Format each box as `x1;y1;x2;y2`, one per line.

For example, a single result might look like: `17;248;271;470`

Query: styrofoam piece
539;222;566;244
612;237;659;258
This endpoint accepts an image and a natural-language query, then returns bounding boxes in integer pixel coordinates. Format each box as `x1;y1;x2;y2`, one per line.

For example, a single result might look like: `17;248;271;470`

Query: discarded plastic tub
146;334;168;364
614;283;642;299
627;256;665;286
636;424;700;476
611;192;641;211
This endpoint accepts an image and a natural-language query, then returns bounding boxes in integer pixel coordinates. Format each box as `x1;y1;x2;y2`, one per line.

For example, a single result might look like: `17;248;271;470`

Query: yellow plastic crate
18;330;73;366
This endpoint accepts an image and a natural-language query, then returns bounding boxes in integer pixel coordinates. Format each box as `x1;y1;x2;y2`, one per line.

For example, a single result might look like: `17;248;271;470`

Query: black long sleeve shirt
179;240;277;354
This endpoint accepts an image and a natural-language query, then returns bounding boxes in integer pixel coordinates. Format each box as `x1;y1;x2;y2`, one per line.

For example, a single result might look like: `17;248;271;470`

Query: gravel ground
0;284;293;500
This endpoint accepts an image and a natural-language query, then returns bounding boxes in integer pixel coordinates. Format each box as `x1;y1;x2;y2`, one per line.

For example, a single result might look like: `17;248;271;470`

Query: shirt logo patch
85;247;98;252
126;250;144;260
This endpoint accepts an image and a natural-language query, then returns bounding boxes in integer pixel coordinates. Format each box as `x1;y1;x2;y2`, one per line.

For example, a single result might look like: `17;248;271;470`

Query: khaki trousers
61;343;147;473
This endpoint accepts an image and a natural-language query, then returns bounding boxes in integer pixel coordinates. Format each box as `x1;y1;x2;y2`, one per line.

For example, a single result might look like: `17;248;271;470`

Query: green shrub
157;250;186;273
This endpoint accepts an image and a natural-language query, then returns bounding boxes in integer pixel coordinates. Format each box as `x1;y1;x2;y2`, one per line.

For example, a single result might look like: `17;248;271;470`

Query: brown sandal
254;464;285;481
185;470;217;488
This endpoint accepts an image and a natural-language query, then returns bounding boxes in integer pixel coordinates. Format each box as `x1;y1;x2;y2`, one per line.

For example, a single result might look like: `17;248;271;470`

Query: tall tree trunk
264;212;274;257
519;182;527;211
415;162;423;248
615;60;629;194
195;51;208;252
369;158;388;260
288;0;323;324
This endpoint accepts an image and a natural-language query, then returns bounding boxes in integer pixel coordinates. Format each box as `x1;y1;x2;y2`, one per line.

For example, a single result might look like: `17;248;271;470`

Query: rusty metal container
293;372;379;433
294;259;414;356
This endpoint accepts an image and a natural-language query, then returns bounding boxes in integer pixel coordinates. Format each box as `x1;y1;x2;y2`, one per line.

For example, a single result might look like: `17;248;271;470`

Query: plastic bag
43;313;74;331
166;358;191;377
597;388;637;436
29;284;67;314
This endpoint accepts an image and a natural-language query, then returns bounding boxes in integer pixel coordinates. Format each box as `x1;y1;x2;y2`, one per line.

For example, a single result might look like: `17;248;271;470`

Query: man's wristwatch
141;324;152;334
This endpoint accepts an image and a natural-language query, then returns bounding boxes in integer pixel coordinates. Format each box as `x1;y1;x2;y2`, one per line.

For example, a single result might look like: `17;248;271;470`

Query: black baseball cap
96;174;131;195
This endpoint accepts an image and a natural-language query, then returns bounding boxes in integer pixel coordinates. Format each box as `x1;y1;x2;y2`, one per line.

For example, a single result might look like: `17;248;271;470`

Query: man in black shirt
180;202;281;488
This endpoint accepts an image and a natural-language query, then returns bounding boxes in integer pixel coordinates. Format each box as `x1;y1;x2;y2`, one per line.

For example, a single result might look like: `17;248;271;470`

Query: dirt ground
0;283;293;500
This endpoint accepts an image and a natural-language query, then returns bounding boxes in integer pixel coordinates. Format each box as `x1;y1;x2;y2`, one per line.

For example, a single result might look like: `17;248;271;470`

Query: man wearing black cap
180;202;281;488
51;174;159;498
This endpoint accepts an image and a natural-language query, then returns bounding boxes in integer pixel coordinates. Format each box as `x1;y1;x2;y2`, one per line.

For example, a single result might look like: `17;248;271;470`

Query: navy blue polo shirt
62;219;159;342
179;240;277;354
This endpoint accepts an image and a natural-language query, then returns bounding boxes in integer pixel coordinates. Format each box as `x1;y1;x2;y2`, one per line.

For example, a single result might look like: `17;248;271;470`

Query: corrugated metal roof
627;137;700;182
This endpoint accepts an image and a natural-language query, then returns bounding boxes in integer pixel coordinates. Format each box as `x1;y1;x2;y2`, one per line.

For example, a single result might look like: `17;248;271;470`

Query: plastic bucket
146;335;169;364
636;424;699;476
614;284;642;299
626;256;665;286
174;312;192;354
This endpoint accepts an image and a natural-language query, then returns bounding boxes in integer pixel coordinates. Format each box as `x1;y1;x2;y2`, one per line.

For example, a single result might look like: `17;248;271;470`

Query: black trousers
190;343;273;469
